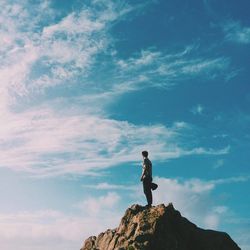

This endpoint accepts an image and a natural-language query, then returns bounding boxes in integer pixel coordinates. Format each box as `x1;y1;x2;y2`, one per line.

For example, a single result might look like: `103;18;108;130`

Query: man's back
143;158;152;178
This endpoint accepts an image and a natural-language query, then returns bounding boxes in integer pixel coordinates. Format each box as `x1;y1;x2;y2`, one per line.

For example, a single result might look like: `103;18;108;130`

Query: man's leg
143;179;152;206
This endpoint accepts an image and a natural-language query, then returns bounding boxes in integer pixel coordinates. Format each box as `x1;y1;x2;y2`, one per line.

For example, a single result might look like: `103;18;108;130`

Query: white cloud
203;214;219;229
42;11;103;37
0;193;123;250
213;134;228;138
213;159;225;169
0;210;83;250
82;176;250;233
30;10;114;89
82;182;137;191
210;175;250;185
0;0;134;104
1;176;247;250
117;50;162;69
237;232;250;250
152;176;249;230
179;145;230;156
0;0;234;108
0;2;245;250
223;20;250;44
191;104;204;115
0;104;230;176
76;192;121;215
213;206;228;214
0;1;231;177
113;46;231;95
152;175;250;229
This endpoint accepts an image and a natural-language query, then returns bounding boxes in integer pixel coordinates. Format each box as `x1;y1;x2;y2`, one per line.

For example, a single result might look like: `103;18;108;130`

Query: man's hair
142;151;148;157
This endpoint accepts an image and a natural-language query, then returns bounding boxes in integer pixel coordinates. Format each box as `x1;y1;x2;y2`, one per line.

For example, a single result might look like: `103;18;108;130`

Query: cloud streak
223;20;250;44
113;46;230;94
82;182;137;191
0;104;230;176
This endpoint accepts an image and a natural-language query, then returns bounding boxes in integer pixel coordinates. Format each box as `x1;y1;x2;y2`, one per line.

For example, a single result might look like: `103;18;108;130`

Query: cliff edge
80;203;241;250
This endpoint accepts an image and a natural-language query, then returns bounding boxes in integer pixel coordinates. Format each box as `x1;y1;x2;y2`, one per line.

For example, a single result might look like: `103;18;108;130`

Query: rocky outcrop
80;203;241;250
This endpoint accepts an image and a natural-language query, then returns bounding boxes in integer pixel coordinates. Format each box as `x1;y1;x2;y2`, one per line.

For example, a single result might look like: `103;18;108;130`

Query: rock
80;203;241;250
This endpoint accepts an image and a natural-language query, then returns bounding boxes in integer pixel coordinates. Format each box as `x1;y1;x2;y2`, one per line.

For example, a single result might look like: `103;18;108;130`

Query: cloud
0;0;56;104
1;176;248;250
0;0;134;105
76;192;121;215
0;192;123;250
0;1;246;250
113;46;230;94
0;1;231;177
81;175;250;233
213;134;228;139
0;0;135;175
226;217;250;250
0;0;233;108
0;210;83;250
236;231;250;250
210;175;250;185
117;50;162;69
152;176;250;230
82;182;137;191
85;175;250;242
0;103;230;176
223;20;250;44
191;104;204;115
213;159;225;169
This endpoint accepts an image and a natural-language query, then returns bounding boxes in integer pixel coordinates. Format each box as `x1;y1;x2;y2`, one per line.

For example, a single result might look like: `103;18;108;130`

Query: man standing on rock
141;150;153;207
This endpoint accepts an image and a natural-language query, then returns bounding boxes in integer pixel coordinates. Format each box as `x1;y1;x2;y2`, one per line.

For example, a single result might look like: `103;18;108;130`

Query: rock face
81;203;241;250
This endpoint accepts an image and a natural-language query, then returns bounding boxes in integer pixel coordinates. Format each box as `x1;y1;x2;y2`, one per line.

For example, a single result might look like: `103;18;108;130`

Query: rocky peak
81;203;241;250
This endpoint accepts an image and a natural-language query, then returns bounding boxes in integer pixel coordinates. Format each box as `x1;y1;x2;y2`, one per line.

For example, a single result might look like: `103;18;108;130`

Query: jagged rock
80;203;241;250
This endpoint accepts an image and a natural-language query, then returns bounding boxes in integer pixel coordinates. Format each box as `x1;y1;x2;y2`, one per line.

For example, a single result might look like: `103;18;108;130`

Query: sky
0;0;250;249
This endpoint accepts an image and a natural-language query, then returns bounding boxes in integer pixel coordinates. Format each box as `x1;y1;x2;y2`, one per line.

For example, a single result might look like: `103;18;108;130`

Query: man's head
142;150;148;158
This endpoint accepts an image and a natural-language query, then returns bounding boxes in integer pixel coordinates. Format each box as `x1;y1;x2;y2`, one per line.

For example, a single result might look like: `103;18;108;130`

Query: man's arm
140;163;147;181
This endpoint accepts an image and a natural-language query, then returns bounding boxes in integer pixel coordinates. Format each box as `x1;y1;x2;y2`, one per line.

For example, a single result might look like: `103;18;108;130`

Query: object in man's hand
151;182;158;190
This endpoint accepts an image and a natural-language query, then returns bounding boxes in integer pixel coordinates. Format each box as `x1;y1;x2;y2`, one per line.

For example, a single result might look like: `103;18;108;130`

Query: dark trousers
143;177;152;205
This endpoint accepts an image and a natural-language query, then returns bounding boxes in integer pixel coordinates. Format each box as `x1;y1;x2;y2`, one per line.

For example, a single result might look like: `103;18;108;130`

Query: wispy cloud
223;20;250;44
0;104;229;176
0;0;133;105
82;182;137;191
210;175;250;185
0;0;231;177
113;46;230;94
191;104;204;115
213;159;225;169
82;175;250;198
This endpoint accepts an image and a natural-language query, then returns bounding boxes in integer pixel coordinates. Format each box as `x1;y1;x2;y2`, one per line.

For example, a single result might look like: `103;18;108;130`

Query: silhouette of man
140;150;153;207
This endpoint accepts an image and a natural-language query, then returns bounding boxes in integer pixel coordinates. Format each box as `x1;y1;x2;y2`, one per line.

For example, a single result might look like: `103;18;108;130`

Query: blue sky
0;0;249;249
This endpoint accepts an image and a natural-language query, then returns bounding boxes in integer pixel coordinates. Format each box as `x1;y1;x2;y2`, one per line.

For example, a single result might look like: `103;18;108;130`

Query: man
141;150;153;207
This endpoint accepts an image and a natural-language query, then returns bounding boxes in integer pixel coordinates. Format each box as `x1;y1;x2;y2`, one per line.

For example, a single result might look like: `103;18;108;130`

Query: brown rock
80;203;241;250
